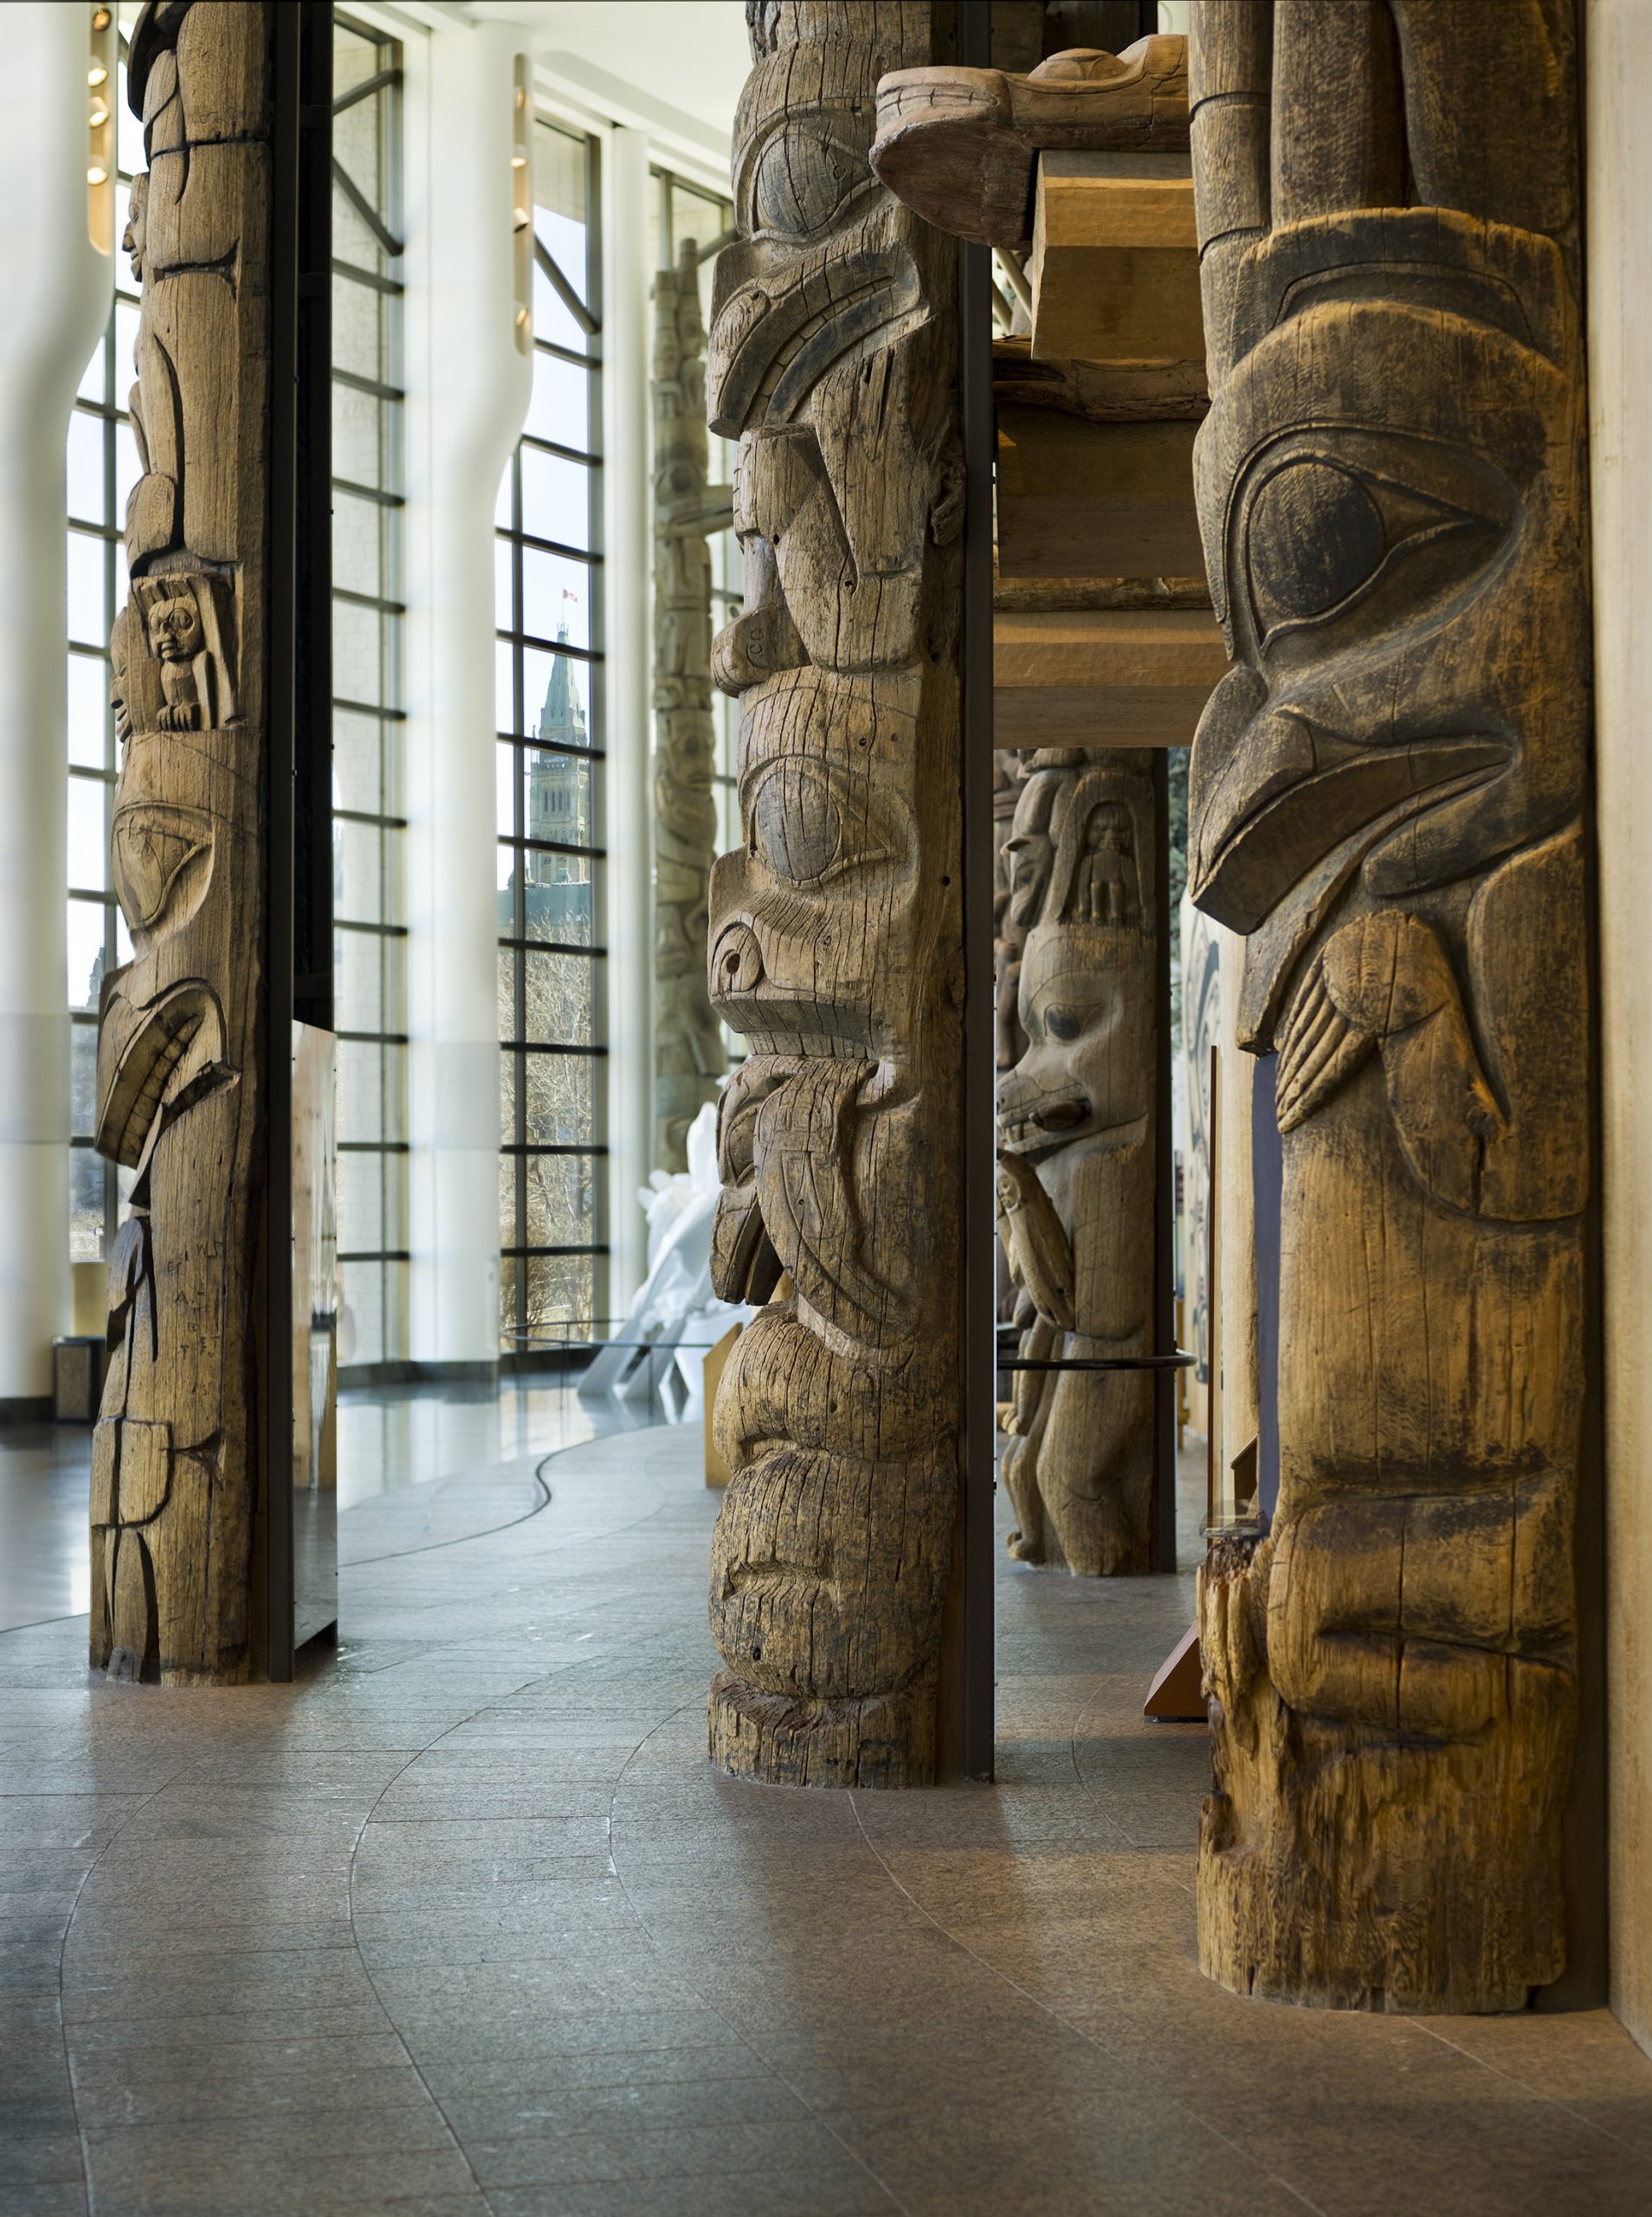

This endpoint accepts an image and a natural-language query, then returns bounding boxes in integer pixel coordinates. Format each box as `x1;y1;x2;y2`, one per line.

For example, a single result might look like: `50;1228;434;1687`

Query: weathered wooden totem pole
91;1;272;1683
653;238;731;1171
997;747;1158;1574
1189;0;1591;2008
872;28;1202;1578
702;0;965;1787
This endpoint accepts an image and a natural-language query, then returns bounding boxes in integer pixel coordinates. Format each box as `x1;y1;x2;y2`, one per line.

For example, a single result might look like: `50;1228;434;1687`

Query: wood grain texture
1188;0;1590;2011
997;749;1158;1574
91;0;271;1685
703;0;964;1789
1030;152;1203;366
653;240;732;1171
869;34;1188;250
993;609;1227;747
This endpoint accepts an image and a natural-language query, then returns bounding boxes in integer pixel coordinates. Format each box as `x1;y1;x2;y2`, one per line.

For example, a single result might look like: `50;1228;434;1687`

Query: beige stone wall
1587;0;1652;2059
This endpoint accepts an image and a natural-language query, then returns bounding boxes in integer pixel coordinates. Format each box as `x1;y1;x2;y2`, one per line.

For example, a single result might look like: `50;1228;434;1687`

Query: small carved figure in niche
1073;801;1139;927
133;572;238;732
145;588;206;729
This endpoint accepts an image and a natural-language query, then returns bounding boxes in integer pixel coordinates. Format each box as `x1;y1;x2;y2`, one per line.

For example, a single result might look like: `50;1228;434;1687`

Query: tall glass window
66;32;144;1264
332;13;407;1370
495;120;607;1353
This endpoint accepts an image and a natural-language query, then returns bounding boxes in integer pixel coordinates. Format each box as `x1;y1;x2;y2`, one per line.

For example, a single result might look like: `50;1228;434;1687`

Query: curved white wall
0;7;113;1403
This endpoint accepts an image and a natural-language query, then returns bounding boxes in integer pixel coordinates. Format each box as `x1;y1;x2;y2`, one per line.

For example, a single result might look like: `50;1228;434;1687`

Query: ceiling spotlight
88;63;107;86
87;165;107;185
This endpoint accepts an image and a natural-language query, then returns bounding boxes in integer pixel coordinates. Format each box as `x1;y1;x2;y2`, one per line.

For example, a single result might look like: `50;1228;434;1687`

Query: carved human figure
90;0;268;1684
993;753;1028;1079
997;750;1158;1575
1188;0;1590;2009
701;0;964;1787
654;237;732;1170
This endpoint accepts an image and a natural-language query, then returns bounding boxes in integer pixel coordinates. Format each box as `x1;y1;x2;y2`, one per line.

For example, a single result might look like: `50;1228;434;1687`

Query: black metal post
266;2;333;1678
958;0;997;1780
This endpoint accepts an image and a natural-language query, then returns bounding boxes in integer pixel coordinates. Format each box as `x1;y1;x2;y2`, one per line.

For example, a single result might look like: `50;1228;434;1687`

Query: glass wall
495;120;607;1351
332;12;408;1369
65;32;143;1265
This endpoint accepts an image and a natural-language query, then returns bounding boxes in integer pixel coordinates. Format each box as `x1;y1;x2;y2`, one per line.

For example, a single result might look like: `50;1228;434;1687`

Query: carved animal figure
653;238;732;1170
701;0;964;1787
90;0;268;1684
997;749;1158;1575
1188;0;1590;2011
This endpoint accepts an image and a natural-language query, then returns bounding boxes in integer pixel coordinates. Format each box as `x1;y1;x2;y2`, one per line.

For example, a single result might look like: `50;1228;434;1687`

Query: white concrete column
0;8;113;1405
402;22;532;1369
602;126;654;1314
1588;0;1652;2062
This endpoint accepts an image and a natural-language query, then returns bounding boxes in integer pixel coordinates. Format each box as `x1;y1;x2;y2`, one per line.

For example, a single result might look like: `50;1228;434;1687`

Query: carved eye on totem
745;755;904;887
748;117;872;242
1238;438;1507;655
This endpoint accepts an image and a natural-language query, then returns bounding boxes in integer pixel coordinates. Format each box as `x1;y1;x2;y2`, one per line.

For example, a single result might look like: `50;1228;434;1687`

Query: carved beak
1191;723;1509;933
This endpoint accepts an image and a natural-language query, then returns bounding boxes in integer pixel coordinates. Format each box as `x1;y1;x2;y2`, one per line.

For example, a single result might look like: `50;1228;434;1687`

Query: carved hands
1276;911;1503;1213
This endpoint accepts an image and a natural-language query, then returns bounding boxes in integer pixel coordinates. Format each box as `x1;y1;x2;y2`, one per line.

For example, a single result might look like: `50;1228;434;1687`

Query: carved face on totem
998;763;1155;1161
1189;217;1586;986
145;591;203;665
122;171;147;286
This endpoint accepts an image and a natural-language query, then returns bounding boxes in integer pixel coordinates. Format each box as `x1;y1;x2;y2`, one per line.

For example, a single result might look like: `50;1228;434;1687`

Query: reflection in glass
68;775;107;893
522;546;592;648
68;654;108;770
67;411;105;525
67;532;106;647
525;349;591;454
521;443;591;550
66;898;106;1010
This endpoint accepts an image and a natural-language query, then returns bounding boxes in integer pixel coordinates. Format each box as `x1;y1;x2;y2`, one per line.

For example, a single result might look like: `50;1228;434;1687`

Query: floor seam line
344;1676;569;2217
1403;2015;1652;2162
604;1699;913;2215
843;1788;1330;2217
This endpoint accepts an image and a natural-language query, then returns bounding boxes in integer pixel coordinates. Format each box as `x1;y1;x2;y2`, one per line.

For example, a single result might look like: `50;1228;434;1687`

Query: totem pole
702;0;965;1787
653;236;732;1171
997;748;1158;1574
90;1;271;1684
992;753;1027;1077
1189;0;1591;2009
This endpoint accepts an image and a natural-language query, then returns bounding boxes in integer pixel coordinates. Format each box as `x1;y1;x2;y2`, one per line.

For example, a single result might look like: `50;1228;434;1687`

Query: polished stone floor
0;1374;648;1632
5;1419;1652;2215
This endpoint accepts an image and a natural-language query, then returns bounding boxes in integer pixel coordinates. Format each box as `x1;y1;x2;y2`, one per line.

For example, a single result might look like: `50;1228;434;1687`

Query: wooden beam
1031;152;1202;366
994;610;1227;747
997;404;1204;580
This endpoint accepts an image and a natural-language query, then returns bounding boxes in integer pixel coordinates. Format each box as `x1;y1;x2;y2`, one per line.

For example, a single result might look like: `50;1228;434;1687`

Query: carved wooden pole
703;0;965;1787
997;747;1158;1574
1188;0;1591;2009
90;1;272;1684
653;238;730;1172
870;35;1201;1578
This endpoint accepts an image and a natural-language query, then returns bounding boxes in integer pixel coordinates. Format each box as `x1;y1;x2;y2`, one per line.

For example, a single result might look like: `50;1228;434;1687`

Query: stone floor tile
3;1420;1651;2217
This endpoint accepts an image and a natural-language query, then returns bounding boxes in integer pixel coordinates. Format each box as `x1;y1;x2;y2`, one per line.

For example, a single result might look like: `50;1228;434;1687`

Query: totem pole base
1197;1545;1566;2015
707;1670;936;1789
